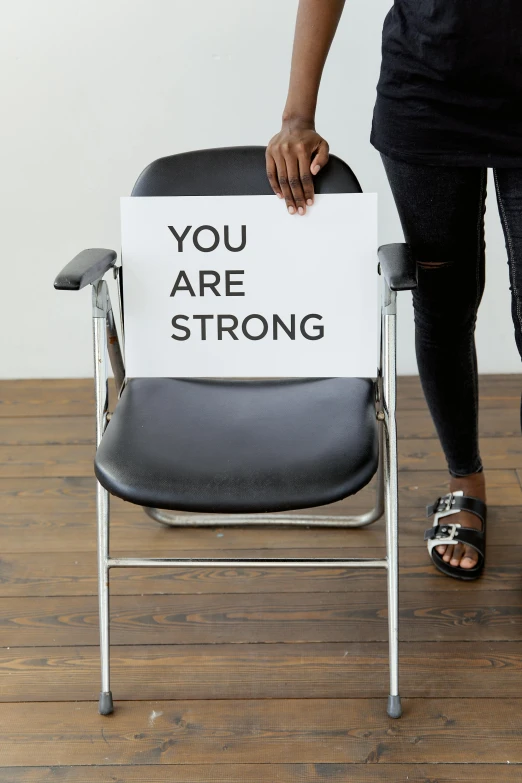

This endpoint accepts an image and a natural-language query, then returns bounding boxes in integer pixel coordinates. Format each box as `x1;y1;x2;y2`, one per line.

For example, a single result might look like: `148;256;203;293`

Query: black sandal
424;490;487;581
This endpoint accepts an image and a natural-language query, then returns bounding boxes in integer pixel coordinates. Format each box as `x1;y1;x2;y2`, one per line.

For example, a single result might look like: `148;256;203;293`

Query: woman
267;0;522;580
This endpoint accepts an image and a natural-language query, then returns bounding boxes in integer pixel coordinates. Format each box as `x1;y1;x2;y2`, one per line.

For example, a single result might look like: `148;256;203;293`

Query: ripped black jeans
381;154;522;477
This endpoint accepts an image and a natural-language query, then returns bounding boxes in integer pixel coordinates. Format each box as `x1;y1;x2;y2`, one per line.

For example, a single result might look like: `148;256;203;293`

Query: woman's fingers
298;150;315;206
266;128;330;214
310;139;330;175
266;153;283;199
273;154;297;214
286;153;308;215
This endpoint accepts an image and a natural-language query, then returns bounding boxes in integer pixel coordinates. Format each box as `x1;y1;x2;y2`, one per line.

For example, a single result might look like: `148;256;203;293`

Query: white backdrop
0;0;518;377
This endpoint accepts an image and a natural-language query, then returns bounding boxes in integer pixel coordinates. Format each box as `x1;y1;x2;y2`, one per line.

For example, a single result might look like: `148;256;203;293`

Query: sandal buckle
435;493;455;514
435;522;460;543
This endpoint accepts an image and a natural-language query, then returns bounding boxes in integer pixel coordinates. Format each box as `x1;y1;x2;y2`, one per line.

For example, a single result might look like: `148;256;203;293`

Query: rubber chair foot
98;691;114;715
387;694;402;719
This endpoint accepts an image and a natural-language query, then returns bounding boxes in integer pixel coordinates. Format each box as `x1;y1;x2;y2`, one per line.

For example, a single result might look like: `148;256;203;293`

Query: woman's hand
266;120;330;215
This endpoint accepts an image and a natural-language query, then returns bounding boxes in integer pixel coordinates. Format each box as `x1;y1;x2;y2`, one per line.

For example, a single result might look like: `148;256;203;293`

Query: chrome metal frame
90;270;401;719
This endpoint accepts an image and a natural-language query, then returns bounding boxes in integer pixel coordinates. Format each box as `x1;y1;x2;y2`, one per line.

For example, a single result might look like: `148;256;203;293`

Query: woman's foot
435;471;486;569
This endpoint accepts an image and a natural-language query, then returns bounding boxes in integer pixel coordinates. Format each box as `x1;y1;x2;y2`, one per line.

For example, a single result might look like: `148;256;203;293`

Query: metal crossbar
107;557;388;569
144;503;383;529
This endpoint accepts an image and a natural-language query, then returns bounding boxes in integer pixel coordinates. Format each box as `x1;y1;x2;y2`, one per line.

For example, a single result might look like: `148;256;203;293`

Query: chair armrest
54;249;117;291
378;243;417;291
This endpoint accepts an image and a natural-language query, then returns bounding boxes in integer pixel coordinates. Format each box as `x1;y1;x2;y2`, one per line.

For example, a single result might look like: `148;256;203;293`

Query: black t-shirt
371;0;522;166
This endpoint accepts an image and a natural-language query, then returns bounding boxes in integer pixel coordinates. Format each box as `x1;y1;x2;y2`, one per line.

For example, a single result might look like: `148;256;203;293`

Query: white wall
0;0;518;377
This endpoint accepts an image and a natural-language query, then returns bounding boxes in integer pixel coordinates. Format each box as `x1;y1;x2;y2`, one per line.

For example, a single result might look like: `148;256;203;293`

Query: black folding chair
54;146;416;718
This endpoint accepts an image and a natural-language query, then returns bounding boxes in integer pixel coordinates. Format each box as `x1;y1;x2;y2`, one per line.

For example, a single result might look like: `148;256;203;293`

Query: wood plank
1;471;520;515
0;445;94;478
398;374;521;409
2;592;522;646
0;417;94;446
0;376;515;421
0;476;373;515
3;765;522;783
2;412;519;451
1;504;520;553
396;373;519;395
4;437;522;478
0;510;396;553
393;469;522;505
516;470;522;493
2;439;521;478
398;407;521;439
1;411;518;450
1;699;522;765
0;379;95;418
0;546;520;597
3;439;522;480
2;641;522;701
399;436;522;471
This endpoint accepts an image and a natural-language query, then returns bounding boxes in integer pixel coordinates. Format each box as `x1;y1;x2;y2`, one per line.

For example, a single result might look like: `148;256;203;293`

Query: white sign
120;193;378;378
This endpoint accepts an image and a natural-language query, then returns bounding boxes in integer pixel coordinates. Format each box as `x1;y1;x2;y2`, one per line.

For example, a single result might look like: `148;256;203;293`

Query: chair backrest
132;145;361;197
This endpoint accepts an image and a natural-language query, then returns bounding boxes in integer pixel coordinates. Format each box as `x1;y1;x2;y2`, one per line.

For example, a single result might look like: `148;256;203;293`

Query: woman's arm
266;0;346;214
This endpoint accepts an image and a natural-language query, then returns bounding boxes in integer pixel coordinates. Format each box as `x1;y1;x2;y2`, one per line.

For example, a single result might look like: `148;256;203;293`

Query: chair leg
384;422;401;719
96;481;113;715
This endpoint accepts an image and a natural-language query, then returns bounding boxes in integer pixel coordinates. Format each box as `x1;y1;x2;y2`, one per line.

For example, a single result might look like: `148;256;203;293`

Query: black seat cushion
94;377;378;514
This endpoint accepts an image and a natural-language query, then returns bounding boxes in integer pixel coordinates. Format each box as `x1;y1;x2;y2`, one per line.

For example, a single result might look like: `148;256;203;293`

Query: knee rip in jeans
417;259;451;270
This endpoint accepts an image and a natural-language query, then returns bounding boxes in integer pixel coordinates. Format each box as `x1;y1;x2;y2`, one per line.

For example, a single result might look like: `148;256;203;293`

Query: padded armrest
378;243;417;291
54;249;117;291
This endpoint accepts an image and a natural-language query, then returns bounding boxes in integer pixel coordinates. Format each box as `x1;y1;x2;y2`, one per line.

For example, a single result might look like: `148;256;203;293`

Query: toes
440;545;455;563
450;543;465;566
436;544;479;569
460;546;479;569
430;521;481;571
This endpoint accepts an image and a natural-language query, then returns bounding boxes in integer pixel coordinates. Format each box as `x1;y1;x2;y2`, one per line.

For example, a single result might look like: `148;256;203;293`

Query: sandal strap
424;523;484;553
426;492;486;525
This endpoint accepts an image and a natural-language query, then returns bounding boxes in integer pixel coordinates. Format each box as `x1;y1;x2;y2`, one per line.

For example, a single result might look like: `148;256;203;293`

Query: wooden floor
1;376;522;782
